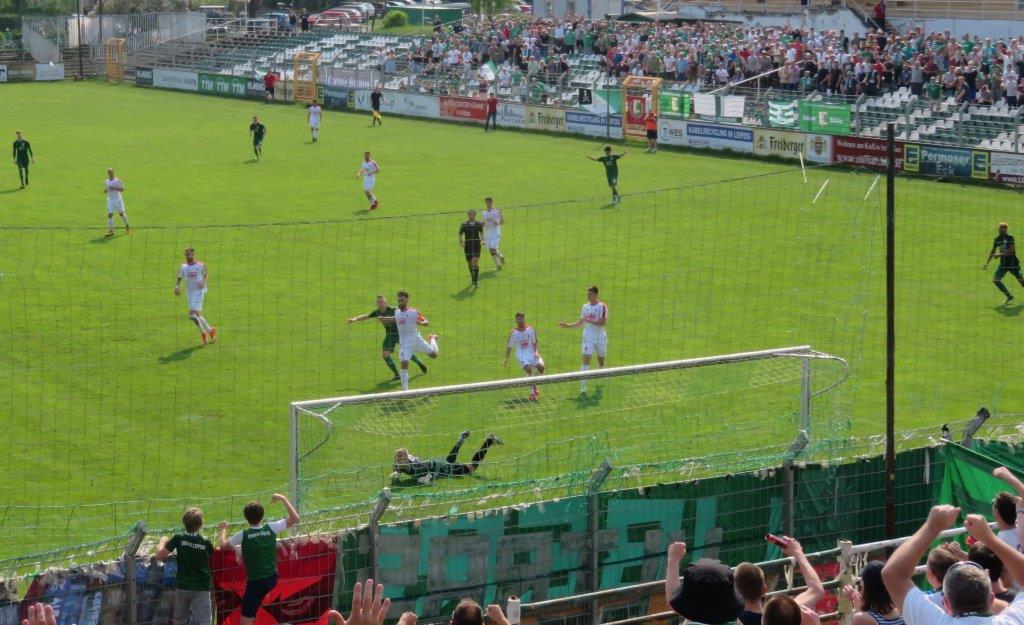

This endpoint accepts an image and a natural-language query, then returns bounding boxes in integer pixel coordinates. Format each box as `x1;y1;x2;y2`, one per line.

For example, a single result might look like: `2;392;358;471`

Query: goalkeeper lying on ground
392;430;503;485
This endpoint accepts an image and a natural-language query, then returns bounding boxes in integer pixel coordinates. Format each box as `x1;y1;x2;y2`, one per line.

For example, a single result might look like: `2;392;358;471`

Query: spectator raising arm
964;514;1024;588
327;579;392;625
994;466;1024;497
665;541;687;603
881;504;961;610
780;537;826;608
270;493;300;528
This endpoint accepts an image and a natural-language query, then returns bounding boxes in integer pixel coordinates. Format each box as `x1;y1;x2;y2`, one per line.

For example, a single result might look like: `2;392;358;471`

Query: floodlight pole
884;122;896;541
76;0;84;78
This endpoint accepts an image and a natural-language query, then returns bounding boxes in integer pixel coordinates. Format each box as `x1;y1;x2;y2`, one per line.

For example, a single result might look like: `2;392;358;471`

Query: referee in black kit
459;209;484;288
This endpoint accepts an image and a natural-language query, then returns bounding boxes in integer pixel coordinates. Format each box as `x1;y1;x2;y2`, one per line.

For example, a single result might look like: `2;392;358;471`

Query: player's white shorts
582;337;607;358
187;290;206;311
363;176;376;192
107;198;125;213
486;232;501;249
399;334;434;361
310;120;320;129
516;351;544;369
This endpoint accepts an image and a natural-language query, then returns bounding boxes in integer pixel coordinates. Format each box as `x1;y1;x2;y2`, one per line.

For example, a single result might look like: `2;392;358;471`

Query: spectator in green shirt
156;508;215;625
219;494;300;625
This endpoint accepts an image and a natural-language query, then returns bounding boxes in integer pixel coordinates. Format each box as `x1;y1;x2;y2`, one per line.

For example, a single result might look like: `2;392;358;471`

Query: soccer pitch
1;81;1022;557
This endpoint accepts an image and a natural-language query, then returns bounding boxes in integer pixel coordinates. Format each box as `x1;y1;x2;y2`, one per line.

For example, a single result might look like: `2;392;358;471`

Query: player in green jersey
349;295;428;381
156;508;215;625
12;131;34;189
985;222;1024;304
587;146;627;204
219;493;300;625
249;116;267;161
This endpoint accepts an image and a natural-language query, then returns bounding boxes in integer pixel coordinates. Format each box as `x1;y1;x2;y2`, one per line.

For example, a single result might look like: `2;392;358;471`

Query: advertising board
903;144;988;179
440;96;487;122
990;152;1024;185
198;72;247;98
496;102;526;128
153;68;198;91
565;110;622;139
135;67;153;86
832;136;904;170
684;122;753;153
754;129;805;160
526;106;566;133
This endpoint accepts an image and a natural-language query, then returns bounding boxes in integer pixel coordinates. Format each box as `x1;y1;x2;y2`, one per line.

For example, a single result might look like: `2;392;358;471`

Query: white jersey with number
482;207;502;246
580;301;608;341
309;105;322;127
105;178;124;210
508;325;542;366
178;261;207;296
394;307;424;342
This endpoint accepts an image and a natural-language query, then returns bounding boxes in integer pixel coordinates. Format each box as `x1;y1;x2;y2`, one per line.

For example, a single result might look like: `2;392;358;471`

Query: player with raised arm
985;222;1024;304
103;168;130;237
587;146;626;205
481;197;505;270
376;291;438;390
249;116;267;161
459;209;484;288
504;312;545;400
356;151;380;210
174;248;217;346
392;430;503;485
558;286;607;393
308;102;322;143
13;130;34;189
348;294;428;382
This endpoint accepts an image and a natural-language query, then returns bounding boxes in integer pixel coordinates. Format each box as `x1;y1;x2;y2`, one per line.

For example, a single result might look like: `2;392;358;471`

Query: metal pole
77;0;84;78
368;489;391;584
800;357;811;433
884;122;896;541
122;521;148;625
587;460;612;625
289;404;300;505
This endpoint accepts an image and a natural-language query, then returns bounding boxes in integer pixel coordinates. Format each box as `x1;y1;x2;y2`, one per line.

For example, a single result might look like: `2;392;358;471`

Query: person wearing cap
735;537;825;625
665;541;743;625
841;561;906;625
881;505;1024;625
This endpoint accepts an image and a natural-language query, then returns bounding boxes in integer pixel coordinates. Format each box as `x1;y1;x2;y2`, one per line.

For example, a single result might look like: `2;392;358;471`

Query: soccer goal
288;346;849;510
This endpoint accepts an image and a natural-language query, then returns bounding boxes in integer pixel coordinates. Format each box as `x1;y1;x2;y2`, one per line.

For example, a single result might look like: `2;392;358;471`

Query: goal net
289;345;849;518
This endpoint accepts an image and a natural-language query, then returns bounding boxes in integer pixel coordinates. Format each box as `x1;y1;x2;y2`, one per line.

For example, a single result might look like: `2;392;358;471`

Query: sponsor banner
526;106;566;133
135;67;153;86
798;101;851;134
684;121;753;153
832;136;904;170
903;144;988;179
198;72;247;98
34;63;64;81
659;91;691;119
990;152;1024;185
324;68;375;90
323;85;350;110
496;102;526;128
153;68;198;91
440;95;487;122
769;100;798;128
754;128;805;161
4;62;36;81
246;78;265;99
565;110;622;139
805;133;833;164
656;117;688;147
0;64;6;83
353;91;440;119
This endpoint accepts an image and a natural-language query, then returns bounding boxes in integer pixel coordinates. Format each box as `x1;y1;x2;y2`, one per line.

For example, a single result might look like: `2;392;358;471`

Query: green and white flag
768;100;798;128
479;61;497;82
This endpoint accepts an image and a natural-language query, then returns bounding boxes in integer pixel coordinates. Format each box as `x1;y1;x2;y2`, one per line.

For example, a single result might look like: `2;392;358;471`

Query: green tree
467;0;516;17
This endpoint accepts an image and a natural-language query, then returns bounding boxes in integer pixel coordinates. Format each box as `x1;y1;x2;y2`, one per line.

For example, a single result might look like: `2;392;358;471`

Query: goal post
288;345;849;507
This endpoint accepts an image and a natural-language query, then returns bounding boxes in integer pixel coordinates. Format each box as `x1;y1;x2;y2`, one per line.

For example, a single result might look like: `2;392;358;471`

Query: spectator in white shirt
992;467;1024;551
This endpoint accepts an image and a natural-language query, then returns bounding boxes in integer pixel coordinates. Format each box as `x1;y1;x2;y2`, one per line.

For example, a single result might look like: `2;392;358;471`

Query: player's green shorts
606;176;617;187
382;334;399;352
994;266;1023;281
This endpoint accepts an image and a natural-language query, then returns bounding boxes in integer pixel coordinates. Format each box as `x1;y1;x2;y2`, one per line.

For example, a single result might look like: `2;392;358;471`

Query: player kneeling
504;312;545;400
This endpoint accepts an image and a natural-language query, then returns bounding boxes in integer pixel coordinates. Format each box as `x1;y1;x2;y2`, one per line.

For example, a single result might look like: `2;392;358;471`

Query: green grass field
1;81;1022;558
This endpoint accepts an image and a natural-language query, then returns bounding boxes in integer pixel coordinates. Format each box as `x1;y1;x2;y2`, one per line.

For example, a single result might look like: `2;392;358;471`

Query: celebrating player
392;430;503;485
376;291;438;390
103;168;130;237
587;146;626;205
985;222;1024;304
504;312;545;400
249;116;266;161
481;197;505;270
348;294;428;382
370;85;386;126
459;209;484;288
307;102;322;143
174;248;217;346
558;286;607;393
12;130;34;189
356;151;380;210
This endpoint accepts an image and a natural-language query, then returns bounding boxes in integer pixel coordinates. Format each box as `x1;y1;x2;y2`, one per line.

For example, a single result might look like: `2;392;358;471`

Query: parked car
343;2;376;17
264;11;291;28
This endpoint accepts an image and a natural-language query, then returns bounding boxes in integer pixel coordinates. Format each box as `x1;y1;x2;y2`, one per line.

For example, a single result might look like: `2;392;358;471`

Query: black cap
668;558;743;625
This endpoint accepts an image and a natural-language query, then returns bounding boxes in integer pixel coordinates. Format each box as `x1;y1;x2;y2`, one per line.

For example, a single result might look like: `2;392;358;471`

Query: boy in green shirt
156;508;215;625
219;493;300;625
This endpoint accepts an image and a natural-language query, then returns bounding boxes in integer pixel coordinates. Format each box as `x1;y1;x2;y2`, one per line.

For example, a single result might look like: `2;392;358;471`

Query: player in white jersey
173;247;217;345
377;290;438;390
307;103;322;143
558;285;607;393
103;168;130;237
355;151;380;210
481;196;506;270
504;312;545;400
